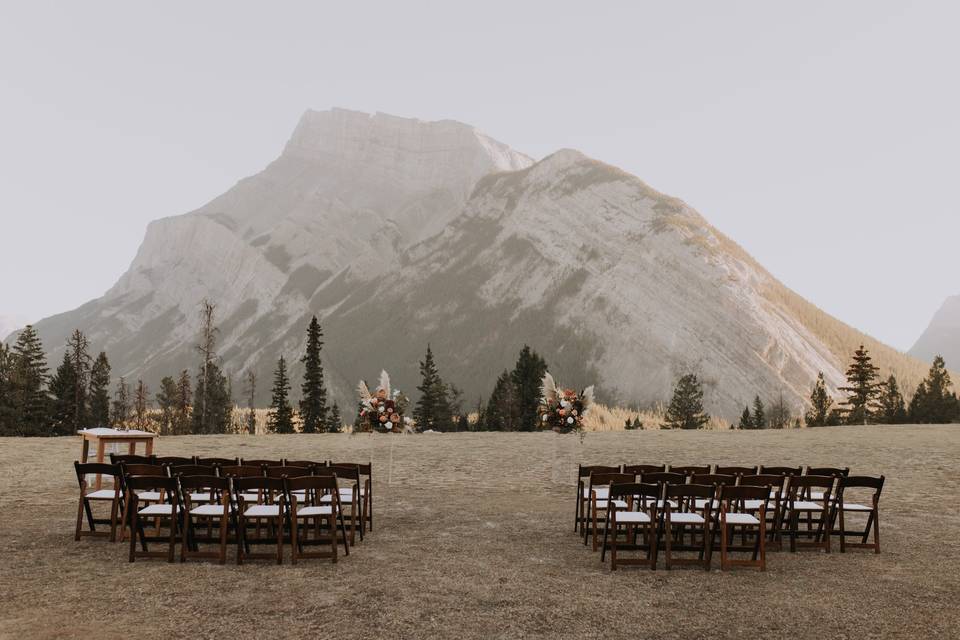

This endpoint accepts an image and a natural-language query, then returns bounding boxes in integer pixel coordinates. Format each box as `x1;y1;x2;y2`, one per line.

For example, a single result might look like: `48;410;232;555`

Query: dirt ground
1;425;958;639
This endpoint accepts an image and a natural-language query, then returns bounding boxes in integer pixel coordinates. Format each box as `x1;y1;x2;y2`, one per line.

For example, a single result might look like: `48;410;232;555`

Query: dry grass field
1;425;958;639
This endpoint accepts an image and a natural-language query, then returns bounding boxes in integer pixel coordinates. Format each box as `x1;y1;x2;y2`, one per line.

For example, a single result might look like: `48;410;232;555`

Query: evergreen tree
0;343;13;436
805;372;834;427
49;352;79;436
175;370;192;435
65;329;91;430
484;369;517;430
414;344;452;431
738;405;753;430
662;374;710;430
624;417;635;430
633;417;643;430
878;374;908;424
111;377;130;428
299;316;328;433
244;370;257;435
10;325;49;436
156;376;178;435
909;356;958;423
325;402;342;433
752;395;766;429
268;356;294;434
838;345;882;425
88;351;111;427
192;361;231;434
133;379;150;430
510;345;548;431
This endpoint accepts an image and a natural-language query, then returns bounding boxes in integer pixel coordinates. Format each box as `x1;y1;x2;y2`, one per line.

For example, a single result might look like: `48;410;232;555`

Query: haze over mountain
18;108;930;418
910;295;960;367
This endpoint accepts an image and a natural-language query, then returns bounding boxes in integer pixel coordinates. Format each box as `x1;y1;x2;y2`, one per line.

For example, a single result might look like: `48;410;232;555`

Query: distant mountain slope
910;295;960;366
18;109;929;417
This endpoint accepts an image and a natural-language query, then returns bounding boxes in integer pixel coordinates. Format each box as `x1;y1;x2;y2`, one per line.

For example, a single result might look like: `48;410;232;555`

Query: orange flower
390;413;400;422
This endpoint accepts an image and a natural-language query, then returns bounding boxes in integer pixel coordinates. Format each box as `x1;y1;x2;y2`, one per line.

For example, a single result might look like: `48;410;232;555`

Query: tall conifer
88;352;111;427
268;356;294;434
299;316;328;433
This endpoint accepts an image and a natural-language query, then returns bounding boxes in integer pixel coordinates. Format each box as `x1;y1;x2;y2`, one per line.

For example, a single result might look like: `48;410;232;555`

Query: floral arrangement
357;370;410;433
537;372;594;434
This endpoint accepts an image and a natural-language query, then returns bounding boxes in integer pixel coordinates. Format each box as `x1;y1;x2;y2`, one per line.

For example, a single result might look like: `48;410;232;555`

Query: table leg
81;437;90;463
128;441;136;454
145;439;154;456
95;439;106;490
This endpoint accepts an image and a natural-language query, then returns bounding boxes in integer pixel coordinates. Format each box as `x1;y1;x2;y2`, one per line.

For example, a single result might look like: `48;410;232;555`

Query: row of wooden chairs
575;463;884;571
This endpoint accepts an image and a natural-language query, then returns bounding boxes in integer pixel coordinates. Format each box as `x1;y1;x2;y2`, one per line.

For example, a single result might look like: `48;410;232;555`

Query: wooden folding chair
109;453;156;465
179;475;231;564
803;467;849;500
642;472;686;508
584;472;634;551
834;475;883;553
740;474;788;550
712;485;768;571
234;476;286;564
126;475;180;563
601;482;660;570
118;463;167;541
575;465;620;533
73;462;123;542
326;465;363;543
660;484;715;570
783;475;835;553
286;475;350;563
329;461;373;532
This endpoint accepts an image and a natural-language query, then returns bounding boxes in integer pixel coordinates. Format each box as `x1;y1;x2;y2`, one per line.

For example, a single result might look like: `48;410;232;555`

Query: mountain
18;108;930;419
910;295;960;366
0;315;28;342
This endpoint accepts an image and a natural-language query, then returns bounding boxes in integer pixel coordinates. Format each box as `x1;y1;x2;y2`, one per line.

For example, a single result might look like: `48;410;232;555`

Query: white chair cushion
85;489;117;500
319;494;355;504
585;487;610;499
593;499;628;510
189;492;213;502
135;491;162;501
657;499;678;509
238;493;260;502
743;499;767;510
842;503;873;511
723;513;760;525
694;499;719;509
190;504;231;516
809;491;826;500
138;504;178;516
613;511;651;523
668;512;705;524
296;505;333;517
244;504;281;517
790;500;823;511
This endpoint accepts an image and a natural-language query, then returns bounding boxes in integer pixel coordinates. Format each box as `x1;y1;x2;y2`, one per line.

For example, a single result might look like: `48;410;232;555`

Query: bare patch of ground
1;425;958;639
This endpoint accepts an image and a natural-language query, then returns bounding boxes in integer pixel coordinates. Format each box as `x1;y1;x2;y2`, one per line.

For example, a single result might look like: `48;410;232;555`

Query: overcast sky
1;1;957;350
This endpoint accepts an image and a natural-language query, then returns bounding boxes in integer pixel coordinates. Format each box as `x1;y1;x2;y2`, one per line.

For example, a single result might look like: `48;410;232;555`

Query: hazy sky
1;1;957;350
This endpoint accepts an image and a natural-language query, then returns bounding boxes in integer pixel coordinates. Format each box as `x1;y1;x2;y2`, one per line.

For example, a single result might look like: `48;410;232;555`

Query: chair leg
290;515;299;565
759;522;766;571
109;497;119;542
128;511;138;562
330;514;338;563
218;512;228;565
720;523;727;571
872;510;880;553
276;518;283;565
75;496;86;541
236;516;246;565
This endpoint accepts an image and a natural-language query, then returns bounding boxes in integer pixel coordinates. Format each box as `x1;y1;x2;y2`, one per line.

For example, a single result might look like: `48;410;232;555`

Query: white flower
385;421;393;430
379;406;385;413
567;416;574;424
541;414;548;422
560;400;570;408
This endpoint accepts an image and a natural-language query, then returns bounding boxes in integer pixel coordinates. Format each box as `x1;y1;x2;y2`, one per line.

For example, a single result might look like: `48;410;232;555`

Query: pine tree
133;379;149;430
878;374;908;424
175;370;192;435
414;344;451;431
484;369;516;431
111;377;130;428
662;374;710;430
738;405;753;430
10;325;50;436
49;352;79;436
156;376;178;435
88;351;111;427
299;316;328;433
805;372;834;427
65;329;91;430
192;361;231;434
838;345;883;425
633;417;643;430
0;343;13;436
268;356;294;434
510;345;548;431
244;370;257;434
325;402;342;433
752;395;766;429
194;299;220;433
909;356;958;423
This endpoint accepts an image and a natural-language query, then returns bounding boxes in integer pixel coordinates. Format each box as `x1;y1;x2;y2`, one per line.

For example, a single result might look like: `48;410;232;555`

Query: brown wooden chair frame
601;482;660;570
74;462;122;542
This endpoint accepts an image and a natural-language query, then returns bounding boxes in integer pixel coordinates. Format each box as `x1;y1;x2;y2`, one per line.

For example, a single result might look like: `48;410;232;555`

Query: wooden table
78;428;156;489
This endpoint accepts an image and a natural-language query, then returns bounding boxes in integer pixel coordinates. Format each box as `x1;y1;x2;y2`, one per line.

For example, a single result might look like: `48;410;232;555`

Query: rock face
910;295;960;366
21;108;930;418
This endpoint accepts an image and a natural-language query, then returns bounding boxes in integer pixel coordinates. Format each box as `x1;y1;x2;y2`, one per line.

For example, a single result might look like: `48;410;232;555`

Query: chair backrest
665;483;715;500
233;476;285;500
588;472;634;490
109;453;156;465
330;464;361;483
74;461;121;488
126;474;178;495
608;482;660;507
265;466;313;479
219;465;264;478
240;459;282;468
714;465;759;476
285;460;325;469
121;463;166;477
838;475;884;503
692;473;736;487
669;465;711;477
740;474;787;494
622;464;666;475
285;475;339;504
578;464;620;479
170;464;217;477
787;474;835;500
718;484;770;506
195;457;239;466
155;456;196;466
806;466;850;477
759;465;802;476
642;472;686;486
178;474;230;500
